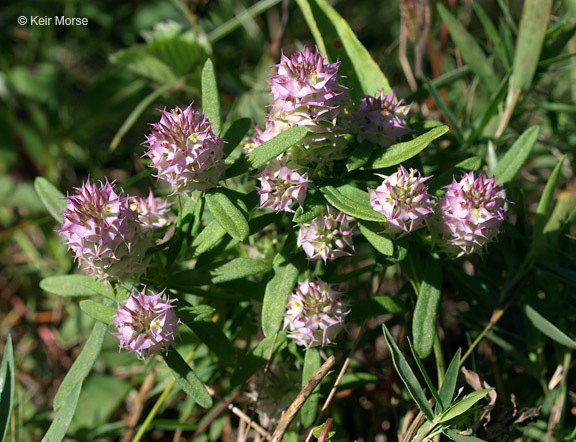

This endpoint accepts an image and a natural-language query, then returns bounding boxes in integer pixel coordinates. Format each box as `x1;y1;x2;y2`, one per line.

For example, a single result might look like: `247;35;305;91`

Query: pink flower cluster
59;178;168;283
257;161;310;213
369;166;508;257
284;278;350;348
114;287;180;359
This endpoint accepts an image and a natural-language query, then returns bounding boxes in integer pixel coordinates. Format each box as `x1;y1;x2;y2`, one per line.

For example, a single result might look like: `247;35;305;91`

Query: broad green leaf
367;125;449;170
206;190;250;241
525;305;576;350
40;275;111;299
346;141;373;172
170;258;269;288
533;156;565;246
191;220;227;258
223;118;252;156
201;59;221;133
293;192;326;223
437;349;461;412
262;259;300;337
53;321;107;410
438;388;493;423
412;256;443;359
358;221;394;256
246;126;309;169
163;348;212;408
147;37;207;77
295;0;391;97
42;383;82;442
0;336;14;442
34;177;65;223
492;126;540;184
79;300;115;324
347;296;407;322
444;429;487;442
438;4;498;90
231;333;288;387
301;347;321;427
320;185;386;222
382;324;434;421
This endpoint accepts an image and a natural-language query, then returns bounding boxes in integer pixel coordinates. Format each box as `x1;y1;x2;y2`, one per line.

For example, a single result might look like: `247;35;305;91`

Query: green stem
433;333;445;387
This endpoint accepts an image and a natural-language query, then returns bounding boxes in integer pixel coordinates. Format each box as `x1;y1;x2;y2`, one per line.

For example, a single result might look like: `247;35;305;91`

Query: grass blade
0;336;14;442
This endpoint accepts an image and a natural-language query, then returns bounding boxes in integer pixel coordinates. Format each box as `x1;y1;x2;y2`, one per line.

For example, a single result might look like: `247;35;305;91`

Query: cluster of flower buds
350;90;411;147
297;205;356;262
113;287;180;359
59;178;164;283
144;103;226;194
368;166;508;257
250;45;349;166
257;161;310;213
369;166;434;234
284;278;349;348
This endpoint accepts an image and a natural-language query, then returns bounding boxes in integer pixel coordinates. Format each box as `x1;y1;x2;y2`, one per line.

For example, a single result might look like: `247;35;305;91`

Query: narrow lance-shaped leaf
437;388;493;423
163;347;213;408
412;256;443;359
437;348;461;412
301;347;321;427
246;126;308;169
492;126;540;184
0;336;14;442
382;323;434;421
42;383;82;442
525;305;576;350
407;338;443;411
532;156;565;246
34;177;65;223
202;59;221;133
444;428;487;442
53;321;107;410
40;275;111;299
79;300;116;324
320;186;386;222
262;259;300;337
206;190;250;241
294;0;328;56
358;221;394;256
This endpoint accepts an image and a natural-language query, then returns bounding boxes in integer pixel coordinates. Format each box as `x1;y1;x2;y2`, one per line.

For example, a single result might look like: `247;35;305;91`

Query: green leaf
206;190;250;241
382;323;434;421
294;0;328;56
0;336;14;442
201;59;221;133
473;2;509;68
422;76;465;145
437;349;461;412
170;258;269;288
407;338;443;414
337;373;380;390
40;275;111;299
53;321;107;410
320;185;386;222
533;156;565;246
293;192;327;223
231;333;288;387
429;157;483;192
347;296;407;322
492;126;540;184
366;125;449;169
191;220;227;258
262;259;300;337
163;348;212;408
34;177;65;223
246;126;309;169
437;4;498;90
110;47;178;84
358;221;394;256
412;256;443;359
187;320;237;364
525;305;576;350
346;141;374;172
42;383;82;442
295;0;392;97
438;388;493;423
79;300;115;324
444;429;487;442
223;118;252;156
301;347;321;427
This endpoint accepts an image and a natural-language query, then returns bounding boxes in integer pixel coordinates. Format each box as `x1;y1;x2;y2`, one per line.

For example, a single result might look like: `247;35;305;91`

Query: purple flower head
59;178;150;282
297;205;355;262
130;190;171;231
351;90;411;146
284;278;350;348
433;172;508;257
253;46;349;164
113;287;180;359
257;161;310;213
368;166;435;234
144;103;226;194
